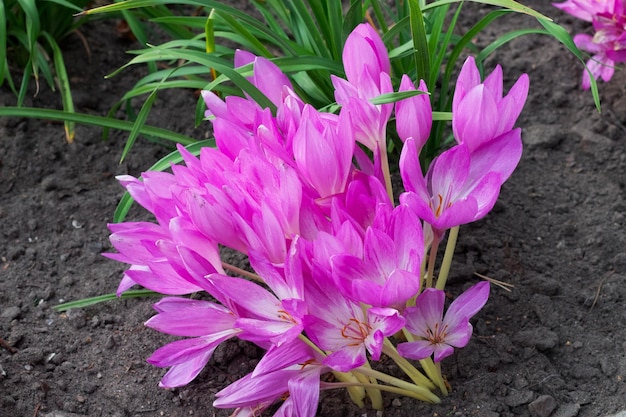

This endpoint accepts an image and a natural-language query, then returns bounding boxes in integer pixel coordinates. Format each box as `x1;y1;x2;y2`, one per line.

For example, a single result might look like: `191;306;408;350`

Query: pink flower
303;272;405;372
452;57;528;151
331;204;424;309
397;281;490;362
145;297;240;387
554;0;626;89
292;105;354;198
395;76;432;150
214;339;326;417
234;49;294;107
400;130;522;234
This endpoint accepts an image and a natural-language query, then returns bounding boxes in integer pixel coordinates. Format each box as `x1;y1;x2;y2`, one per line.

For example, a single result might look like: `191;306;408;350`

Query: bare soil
1;1;625;416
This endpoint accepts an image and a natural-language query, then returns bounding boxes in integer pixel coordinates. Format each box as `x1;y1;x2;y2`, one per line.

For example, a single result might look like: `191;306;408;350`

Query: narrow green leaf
120;88;159;163
408;0;430;86
369;0;389;33
343;0;364;41
214;8;272;58
423;0;550;20
53;290;162;311
432;111;452;121
39;0;84;12
41;32;75;142
107;48;276;112
0;107;197;144
370;90;428;105
0;0;7;87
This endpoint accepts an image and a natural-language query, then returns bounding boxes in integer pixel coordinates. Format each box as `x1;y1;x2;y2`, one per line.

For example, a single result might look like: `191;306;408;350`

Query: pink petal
396;76;432;148
404;288;445;337
397;339;435;361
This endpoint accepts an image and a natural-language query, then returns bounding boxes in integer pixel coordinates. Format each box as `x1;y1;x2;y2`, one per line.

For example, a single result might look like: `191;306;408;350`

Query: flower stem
382;339;435;390
353;362;383;410
379;143;395;204
353;366;441;403
323;381;440;403
333;371;367;408
425;231;441;288
221;262;263;282
435;226;459;290
401;329;448;395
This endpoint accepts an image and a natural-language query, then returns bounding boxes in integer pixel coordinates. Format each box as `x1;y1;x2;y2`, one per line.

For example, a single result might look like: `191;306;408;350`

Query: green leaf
41;32;75;142
370;90;428;105
119;87;159;162
0;0;7;88
408;0;430;86
53;290;162;311
0;107;196;144
423;0;550;20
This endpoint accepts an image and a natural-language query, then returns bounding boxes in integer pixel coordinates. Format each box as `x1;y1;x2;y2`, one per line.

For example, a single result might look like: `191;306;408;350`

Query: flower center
431;193;453;218
425;321;449;344
341;317;372;345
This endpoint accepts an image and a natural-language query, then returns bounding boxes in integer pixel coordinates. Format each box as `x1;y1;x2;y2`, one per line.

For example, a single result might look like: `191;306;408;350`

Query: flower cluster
106;24;528;414
554;0;626;89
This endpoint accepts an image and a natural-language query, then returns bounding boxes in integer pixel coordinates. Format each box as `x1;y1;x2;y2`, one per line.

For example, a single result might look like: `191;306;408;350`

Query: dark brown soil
1;1;625;416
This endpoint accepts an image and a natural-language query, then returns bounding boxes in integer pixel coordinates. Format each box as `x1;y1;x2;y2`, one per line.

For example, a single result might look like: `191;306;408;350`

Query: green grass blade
113;139;216;222
39;0;84;12
120;88;159;162
369;0;389;33
53;289;162;311
409;0;430;86
370;90;427;105
343;0;364;41
0;0;7;87
214;9;272;58
287;0;332;58
0;107;197;144
423;0;549;20
41;32;75;142
110;47;276;111
475;28;546;63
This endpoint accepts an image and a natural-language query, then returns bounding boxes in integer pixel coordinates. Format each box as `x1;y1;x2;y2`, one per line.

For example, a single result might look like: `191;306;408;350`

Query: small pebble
553;403;581;417
529;394;557;417
1;306;21;321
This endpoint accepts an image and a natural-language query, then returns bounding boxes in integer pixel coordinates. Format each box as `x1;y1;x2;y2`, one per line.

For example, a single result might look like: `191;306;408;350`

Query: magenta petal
445;281;491;321
396;76;432;148
145;300;235;337
453;85;499;149
397;339;435;361
380;269;421;307
404;289;445;337
289;371;322;417
323;345;365;372
158;349;213;388
252;57;293;106
431;343;455;363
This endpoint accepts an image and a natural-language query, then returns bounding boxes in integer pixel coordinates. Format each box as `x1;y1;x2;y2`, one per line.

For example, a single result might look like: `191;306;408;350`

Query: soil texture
1;0;625;416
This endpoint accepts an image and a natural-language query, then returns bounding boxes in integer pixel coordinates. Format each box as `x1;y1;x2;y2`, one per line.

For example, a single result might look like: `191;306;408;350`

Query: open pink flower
554;0;626;89
303;273;405;372
398;281;490;362
400;130;522;234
